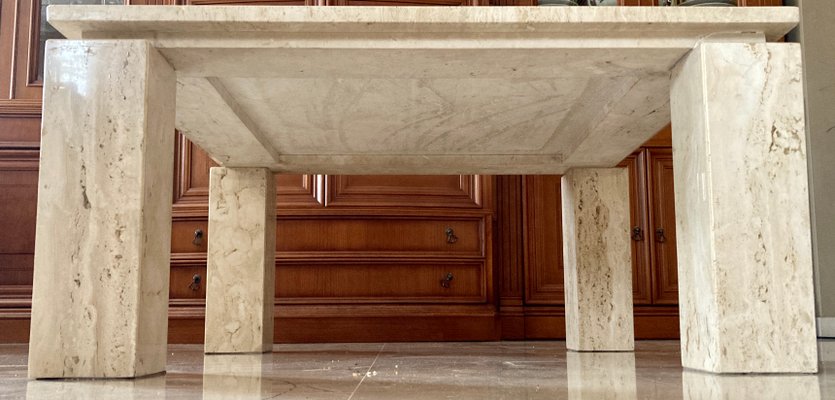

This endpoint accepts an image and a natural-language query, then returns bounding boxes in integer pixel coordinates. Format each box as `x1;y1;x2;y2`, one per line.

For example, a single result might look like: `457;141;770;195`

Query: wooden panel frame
326;175;483;209
0;149;38;315
646;147;678;305
522;175;565;305
620;150;653;305
172;133;324;218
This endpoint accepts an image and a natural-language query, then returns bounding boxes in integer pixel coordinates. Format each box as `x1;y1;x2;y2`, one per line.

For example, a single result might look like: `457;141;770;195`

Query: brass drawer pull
445;227;458;244
192;228;204;246
440;272;454;288
188;274;201;291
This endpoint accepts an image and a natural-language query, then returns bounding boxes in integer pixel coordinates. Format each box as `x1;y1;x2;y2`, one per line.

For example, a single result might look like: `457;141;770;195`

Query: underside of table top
46;6;798;174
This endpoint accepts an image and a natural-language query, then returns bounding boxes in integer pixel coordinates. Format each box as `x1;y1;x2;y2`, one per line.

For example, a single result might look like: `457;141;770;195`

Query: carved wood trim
0;99;40;116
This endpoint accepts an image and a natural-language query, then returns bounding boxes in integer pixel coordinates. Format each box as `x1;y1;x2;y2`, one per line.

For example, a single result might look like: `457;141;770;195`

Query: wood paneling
277;260;486;303
276;217;484;256
621;152;653;305
188;0;312;5
495;176;525;339
326;175;481;209
647;148;678;304
522;175;564;305
173;134;322;217
0;150;38;289
329;0;485;5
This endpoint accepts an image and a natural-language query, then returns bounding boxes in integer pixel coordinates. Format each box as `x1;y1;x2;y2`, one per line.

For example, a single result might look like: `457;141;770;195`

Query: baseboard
818;317;835;338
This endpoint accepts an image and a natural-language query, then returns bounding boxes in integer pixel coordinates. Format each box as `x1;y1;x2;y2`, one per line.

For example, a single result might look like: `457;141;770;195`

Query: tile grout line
347;343;385;400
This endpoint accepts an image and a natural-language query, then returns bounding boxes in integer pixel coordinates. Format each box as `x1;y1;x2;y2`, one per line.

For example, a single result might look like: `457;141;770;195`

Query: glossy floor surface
1;340;833;399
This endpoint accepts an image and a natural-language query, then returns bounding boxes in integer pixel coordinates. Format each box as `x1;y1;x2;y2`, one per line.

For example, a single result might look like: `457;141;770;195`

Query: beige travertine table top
47;6;798;174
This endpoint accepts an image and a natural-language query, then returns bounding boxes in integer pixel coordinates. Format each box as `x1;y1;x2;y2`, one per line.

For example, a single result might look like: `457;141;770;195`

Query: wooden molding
326;175;482;209
0;99;41;116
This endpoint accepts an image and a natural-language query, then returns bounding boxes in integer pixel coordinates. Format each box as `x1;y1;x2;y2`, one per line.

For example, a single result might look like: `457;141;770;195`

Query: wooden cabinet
498;127;680;340
168;135;495;342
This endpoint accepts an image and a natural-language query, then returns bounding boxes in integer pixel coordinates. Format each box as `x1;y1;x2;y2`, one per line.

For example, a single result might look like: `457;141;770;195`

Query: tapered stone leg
28;41;176;378
670;42;818;373
562;168;634;352
205;167;276;353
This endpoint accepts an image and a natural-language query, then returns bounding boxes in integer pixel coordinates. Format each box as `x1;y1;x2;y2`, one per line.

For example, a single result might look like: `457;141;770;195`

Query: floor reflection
25;375;166;400
4;341;832;399
681;370;820;400
203;353;269;400
567;351;636;400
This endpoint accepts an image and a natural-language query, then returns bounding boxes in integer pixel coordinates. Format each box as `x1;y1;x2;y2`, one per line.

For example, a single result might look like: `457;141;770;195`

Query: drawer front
277;260;486;303
171;221;209;254
277;218;483;256
170;265;207;300
172;218;484;256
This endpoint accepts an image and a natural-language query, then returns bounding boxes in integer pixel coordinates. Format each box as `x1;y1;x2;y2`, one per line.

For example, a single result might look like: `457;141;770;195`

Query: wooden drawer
171;221;209;254
172;218;483;256
277;218;483;256
170;265;207;300
277;260;486;303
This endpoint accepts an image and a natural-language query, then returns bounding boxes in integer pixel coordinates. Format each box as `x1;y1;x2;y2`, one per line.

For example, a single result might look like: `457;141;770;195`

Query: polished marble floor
1;340;833;399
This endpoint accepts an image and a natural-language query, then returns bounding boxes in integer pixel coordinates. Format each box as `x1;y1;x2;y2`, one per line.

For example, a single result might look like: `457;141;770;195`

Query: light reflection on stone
567;351;637;400
25;375;165;400
202;353;269;400
681;370;821;400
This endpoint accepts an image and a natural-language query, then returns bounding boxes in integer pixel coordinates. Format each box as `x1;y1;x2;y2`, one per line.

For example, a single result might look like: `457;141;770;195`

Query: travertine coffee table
28;5;817;378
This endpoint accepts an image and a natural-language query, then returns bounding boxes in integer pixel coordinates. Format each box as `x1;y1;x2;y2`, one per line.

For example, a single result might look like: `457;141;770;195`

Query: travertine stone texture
567;352;637;400
562;168;633;352
42;6;798;175
670;42;817;373
28;40;175;378
205;167;276;354
203;354;268;400
681;371;821;400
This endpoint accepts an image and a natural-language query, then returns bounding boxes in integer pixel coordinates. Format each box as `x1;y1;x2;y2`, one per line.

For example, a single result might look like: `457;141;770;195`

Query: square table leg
204;167;276;353
28;40;176;378
670;42;818;373
561;168;634;352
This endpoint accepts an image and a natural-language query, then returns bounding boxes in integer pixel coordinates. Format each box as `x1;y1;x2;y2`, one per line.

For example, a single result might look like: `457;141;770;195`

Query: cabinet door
522;175;564;305
647;148;678;305
620;151;653;305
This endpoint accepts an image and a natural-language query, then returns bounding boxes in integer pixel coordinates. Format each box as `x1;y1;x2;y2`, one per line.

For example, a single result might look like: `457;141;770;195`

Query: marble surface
205;168;276;354
39;6;797;174
28;40;175;378
2;341;833;399
561;169;633;352
670;42;817;373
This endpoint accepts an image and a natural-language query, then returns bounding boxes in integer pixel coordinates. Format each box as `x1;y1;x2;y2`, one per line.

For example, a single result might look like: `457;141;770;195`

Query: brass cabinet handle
631;227;644;241
188;274;201;291
445;227;458;244
440;272;454;288
655;228;666;243
192;228;204;246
